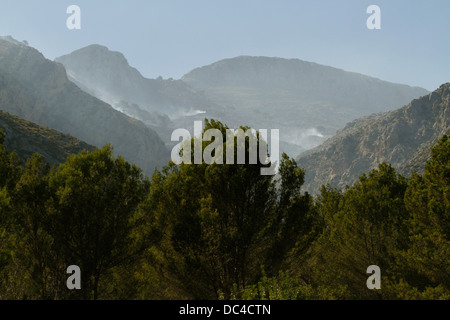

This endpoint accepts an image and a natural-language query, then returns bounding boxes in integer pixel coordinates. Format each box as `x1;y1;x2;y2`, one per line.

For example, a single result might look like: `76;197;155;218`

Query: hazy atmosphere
1;0;449;91
0;0;448;307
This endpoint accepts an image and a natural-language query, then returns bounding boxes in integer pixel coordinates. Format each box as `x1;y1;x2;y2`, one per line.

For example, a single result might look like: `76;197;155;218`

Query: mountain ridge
296;83;450;194
0;38;169;175
55;45;224;117
183;55;426;91
181;55;429;153
56;45;429;157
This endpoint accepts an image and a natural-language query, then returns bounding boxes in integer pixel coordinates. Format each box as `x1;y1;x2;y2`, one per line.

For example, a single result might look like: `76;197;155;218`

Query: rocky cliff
296;83;450;194
0;39;169;175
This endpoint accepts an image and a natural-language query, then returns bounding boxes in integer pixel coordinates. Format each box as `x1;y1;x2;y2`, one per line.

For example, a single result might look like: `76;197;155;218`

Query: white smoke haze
177;109;207;118
283;127;327;151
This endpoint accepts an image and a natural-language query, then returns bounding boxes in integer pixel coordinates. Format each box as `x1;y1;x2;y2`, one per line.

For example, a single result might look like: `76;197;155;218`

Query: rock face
0;110;95;165
56;49;428;157
55;45;226;144
0;39;169;175
296;83;450;194
55;45;220;116
182;56;429;153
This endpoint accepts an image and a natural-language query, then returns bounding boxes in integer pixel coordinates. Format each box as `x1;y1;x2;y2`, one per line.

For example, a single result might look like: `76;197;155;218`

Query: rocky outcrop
296;83;450;194
182;56;429;153
55;45;224;120
56;50;429;157
0;39;169;175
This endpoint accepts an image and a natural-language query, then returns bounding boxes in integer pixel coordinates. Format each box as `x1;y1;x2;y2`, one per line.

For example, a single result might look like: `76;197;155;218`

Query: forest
0;119;448;300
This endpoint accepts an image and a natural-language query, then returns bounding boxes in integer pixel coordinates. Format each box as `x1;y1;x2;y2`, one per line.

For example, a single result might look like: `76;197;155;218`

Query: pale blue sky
0;0;449;91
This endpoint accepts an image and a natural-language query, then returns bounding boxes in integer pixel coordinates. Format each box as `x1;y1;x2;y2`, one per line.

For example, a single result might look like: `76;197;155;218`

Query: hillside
55;45;226;144
55;45;223;115
182;56;429;153
56;49;428;157
0;110;94;165
296;83;450;194
0;39;169;175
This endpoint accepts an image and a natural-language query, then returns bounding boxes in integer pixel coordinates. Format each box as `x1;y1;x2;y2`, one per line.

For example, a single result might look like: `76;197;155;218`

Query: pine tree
46;145;150;299
398;135;450;299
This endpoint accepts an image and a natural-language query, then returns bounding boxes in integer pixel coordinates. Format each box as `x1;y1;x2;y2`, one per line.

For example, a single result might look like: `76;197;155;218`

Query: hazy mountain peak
0;35;28;46
55;44;152;109
181;55;429;154
56;44;431;157
0;38;169;175
55;45;225;122
56;44;144;82
183;55;427;92
78;44;112;52
61;44;132;67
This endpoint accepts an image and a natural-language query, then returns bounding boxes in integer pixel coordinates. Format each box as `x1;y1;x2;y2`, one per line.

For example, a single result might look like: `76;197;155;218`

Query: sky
0;0;449;91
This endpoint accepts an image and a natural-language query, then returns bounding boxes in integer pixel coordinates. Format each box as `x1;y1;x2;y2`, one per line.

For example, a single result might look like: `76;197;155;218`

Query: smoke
179;109;207;117
283;127;327;150
163;109;207;120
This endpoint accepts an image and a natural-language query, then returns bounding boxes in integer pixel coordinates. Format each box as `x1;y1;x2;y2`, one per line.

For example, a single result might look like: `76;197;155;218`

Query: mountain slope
182;56;429;152
56;48;429;158
55;45;225;122
296;83;450;194
0;39;169;174
55;45;232;147
0;110;95;165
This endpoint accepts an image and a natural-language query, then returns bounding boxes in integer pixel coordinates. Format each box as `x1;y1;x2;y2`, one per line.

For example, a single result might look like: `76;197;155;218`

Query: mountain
0;35;28;46
0;110;94;165
55;45;227;144
0;38;169;175
182;56;429;153
56;49;428;157
55;44;220;116
296;83;450;194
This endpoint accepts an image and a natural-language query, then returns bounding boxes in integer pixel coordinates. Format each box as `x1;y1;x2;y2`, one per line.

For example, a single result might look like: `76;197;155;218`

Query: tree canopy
0;124;448;300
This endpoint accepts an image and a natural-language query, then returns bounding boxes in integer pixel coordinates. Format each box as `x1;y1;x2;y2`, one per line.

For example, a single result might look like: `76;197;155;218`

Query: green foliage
0;134;22;191
46;145;150;299
225;271;304;300
8;154;53;299
142;119;313;299
0;123;448;300
0;111;95;165
0;130;24;298
0;129;4;145
222;270;347;300
145;120;275;298
393;135;449;299
267;154;320;274
308;162;409;299
0;141;152;299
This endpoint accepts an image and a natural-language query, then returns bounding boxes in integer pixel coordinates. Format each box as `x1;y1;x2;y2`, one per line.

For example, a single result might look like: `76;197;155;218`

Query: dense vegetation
0;120;448;300
0;110;95;165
